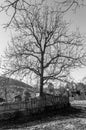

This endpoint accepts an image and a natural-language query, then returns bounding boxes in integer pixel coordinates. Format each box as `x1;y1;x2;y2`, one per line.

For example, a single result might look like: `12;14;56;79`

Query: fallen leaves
9;118;86;130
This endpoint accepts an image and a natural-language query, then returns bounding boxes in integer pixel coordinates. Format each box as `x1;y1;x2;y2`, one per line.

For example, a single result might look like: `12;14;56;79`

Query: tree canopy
0;0;86;27
0;0;86;96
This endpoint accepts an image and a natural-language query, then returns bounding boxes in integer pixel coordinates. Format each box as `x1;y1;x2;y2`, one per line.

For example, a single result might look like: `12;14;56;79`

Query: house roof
0;76;34;92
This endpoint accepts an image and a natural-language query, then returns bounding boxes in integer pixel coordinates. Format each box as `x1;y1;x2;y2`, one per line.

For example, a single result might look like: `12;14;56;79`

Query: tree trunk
40;53;44;97
4;87;7;102
40;76;44;97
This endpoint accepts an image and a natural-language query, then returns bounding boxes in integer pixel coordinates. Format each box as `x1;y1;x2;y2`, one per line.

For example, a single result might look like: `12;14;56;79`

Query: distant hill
0;76;34;92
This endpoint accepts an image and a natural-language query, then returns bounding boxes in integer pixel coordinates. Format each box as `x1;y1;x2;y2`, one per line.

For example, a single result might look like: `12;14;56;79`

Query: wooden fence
0;93;69;115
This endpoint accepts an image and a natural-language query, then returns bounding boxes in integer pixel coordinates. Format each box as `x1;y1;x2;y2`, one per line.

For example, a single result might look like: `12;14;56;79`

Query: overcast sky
0;1;86;82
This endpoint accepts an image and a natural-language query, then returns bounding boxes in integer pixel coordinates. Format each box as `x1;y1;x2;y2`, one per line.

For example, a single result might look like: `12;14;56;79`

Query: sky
0;1;86;82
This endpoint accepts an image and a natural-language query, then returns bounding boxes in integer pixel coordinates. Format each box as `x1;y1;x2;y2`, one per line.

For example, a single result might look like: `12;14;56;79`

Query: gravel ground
7;118;86;130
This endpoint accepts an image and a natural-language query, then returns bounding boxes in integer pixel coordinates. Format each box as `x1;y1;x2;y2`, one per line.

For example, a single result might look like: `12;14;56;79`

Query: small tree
1;3;86;97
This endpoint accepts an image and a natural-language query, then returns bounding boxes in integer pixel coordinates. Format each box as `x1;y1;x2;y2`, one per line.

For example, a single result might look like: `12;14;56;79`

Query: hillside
0;76;34;92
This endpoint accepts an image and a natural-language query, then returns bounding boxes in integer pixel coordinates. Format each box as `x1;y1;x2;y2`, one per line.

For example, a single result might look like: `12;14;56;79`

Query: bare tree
0;0;86;27
2;5;85;96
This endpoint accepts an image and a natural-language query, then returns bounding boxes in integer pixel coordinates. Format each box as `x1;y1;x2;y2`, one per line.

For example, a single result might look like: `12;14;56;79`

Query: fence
0;93;69;114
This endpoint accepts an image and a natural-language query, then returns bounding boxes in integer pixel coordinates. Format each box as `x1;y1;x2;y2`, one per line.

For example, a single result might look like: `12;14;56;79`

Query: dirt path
11;118;86;130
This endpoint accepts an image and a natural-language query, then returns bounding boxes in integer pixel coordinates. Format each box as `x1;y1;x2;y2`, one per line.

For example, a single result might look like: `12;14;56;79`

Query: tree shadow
0;105;84;129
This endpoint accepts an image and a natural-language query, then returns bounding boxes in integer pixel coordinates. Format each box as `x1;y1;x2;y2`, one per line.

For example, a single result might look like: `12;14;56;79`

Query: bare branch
1;3;86;96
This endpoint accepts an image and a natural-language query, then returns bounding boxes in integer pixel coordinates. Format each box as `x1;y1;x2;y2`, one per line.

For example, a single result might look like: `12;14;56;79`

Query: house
43;82;55;94
0;98;5;103
68;82;86;100
0;76;36;102
14;95;22;102
23;90;31;101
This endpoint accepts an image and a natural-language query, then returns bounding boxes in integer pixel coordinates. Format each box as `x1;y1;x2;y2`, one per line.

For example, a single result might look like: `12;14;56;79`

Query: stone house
14;95;22;102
